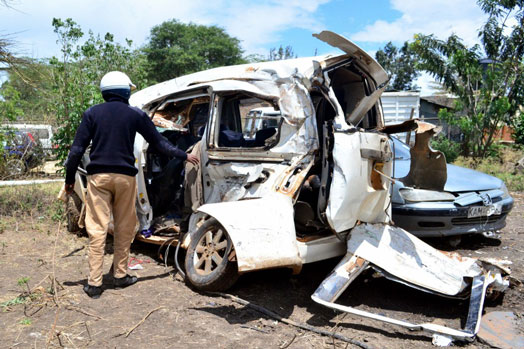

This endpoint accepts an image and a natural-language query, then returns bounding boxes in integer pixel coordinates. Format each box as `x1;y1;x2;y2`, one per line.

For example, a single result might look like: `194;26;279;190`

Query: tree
411;0;524;158
0;60;55;123
268;45;296;61
143;20;245;83
50;18;148;164
375;42;419;91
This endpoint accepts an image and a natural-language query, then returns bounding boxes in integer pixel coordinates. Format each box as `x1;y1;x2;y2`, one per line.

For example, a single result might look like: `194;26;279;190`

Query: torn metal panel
326;132;393;232
272;75;319;155
276;157;315;200
130;56;333;110
379;118;419;134
312;253;369;302
312;31;389;87
312;273;492;341
401;121;447;191
312;223;507;340
296;235;347;264
134;133;153;231
346;224;481;295
202;161;291;204
346;86;387;126
196;195;302;273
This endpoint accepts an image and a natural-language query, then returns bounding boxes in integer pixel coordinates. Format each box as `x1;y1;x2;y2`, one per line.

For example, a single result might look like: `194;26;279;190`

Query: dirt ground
0;193;523;348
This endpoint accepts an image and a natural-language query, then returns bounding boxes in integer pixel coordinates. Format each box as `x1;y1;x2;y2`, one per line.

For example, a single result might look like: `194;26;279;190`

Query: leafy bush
512;109;524;145
431;136;461;163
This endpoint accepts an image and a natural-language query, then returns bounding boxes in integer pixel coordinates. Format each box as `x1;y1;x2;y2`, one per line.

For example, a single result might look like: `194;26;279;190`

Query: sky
1;0;488;94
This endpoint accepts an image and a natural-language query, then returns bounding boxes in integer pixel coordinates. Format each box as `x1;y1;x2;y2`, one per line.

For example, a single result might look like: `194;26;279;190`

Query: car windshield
391;136;411;160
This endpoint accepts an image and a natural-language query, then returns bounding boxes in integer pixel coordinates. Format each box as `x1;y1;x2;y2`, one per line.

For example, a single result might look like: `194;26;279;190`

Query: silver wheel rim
192;227;229;276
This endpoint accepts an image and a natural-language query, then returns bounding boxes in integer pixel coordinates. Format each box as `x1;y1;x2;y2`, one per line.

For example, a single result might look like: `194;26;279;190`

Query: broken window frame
206;91;291;163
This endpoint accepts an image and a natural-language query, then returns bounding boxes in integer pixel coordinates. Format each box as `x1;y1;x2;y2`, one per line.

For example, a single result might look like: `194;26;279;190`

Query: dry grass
454;145;524;191
0;182;63;220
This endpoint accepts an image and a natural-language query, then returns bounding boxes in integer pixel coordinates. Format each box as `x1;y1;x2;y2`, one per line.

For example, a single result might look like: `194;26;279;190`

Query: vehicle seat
254;128;277;147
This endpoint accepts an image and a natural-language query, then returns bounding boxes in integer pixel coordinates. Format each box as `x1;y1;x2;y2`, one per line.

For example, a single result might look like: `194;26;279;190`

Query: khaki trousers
85;173;138;287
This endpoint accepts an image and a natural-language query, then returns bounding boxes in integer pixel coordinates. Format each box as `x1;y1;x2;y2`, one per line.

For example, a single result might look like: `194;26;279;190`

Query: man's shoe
114;275;138;289
83;285;102;299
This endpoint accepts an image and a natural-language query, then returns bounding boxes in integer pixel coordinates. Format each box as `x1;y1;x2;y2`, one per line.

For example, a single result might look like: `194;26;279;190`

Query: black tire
184;218;238;291
66;192;83;234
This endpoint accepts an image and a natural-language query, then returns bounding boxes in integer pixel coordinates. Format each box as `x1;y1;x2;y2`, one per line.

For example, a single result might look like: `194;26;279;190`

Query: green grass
19;318;32;325
453;145;524;191
1;296;28;308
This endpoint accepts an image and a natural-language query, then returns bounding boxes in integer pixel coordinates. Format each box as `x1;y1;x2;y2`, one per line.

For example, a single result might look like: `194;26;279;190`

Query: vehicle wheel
184;218;238;291
66;192;83;234
6;159;26;177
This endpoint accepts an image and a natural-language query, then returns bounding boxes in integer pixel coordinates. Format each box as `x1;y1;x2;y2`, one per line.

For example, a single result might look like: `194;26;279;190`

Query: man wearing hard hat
64;71;199;299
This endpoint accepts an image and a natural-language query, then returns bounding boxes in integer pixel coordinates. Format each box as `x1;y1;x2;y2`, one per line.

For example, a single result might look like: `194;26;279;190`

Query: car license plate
467;204;502;218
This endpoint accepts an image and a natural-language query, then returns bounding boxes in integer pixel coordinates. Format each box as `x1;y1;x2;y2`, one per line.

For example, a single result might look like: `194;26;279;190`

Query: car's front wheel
184;218;238;291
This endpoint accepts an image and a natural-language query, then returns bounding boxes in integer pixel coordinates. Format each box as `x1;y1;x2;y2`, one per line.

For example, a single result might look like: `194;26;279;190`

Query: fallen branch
45;221;62;349
208;292;371;349
65;305;104;320
123;306;165;338
51;222;62;306
280;333;296;349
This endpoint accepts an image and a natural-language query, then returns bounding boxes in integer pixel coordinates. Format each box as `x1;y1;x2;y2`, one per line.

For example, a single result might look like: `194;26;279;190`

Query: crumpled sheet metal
401;121;447;191
129;56;334;109
346;85;387;126
203;76;318;205
326;132;393;233
313;31;389;87
347;224;481;295
197;194;302;273
312;223;509;341
271;75;319;155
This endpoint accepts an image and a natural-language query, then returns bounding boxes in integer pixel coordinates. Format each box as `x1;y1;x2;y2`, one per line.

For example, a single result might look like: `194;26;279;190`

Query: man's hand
65;183;75;195
186;154;199;165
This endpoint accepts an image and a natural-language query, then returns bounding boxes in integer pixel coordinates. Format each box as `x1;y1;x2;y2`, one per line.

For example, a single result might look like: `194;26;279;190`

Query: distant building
381;92;460;142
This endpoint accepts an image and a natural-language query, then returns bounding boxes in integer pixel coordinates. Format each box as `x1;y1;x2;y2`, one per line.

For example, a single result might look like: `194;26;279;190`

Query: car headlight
500;182;510;199
399;188;455;202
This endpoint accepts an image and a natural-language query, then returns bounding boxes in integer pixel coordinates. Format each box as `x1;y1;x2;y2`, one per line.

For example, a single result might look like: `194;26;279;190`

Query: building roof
420;95;456;109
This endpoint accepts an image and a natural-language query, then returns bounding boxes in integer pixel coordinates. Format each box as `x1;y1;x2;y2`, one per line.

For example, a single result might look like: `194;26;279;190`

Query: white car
67;31;509;342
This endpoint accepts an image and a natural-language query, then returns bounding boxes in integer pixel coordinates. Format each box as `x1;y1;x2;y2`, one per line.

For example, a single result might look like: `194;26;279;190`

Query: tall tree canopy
411;0;524;157
0;60;54;123
375;42;419;91
143;20;245;83
50;18;148;163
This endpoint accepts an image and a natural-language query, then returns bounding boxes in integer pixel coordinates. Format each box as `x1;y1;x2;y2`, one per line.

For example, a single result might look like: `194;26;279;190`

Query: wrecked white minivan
68;31;509;342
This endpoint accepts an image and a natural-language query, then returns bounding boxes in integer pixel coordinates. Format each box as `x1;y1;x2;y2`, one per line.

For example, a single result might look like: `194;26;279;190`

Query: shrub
431;136;460;163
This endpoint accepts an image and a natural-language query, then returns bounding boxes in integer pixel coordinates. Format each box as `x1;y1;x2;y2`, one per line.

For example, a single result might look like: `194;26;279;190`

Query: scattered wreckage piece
382;119;447;191
311;223;510;343
477;311;524;349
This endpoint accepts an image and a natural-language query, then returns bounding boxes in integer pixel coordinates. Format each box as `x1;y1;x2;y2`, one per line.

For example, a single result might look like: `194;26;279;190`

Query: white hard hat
100;71;136;92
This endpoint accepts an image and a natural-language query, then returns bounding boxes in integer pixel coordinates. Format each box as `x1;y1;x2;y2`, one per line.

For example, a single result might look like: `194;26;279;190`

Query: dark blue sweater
65;97;187;184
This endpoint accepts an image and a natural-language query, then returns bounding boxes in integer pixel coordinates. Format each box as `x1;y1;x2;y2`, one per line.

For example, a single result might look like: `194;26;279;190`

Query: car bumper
392;196;514;237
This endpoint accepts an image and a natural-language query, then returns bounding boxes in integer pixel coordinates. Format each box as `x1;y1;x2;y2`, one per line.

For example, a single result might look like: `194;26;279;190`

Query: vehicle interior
144;96;210;221
214;93;282;149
